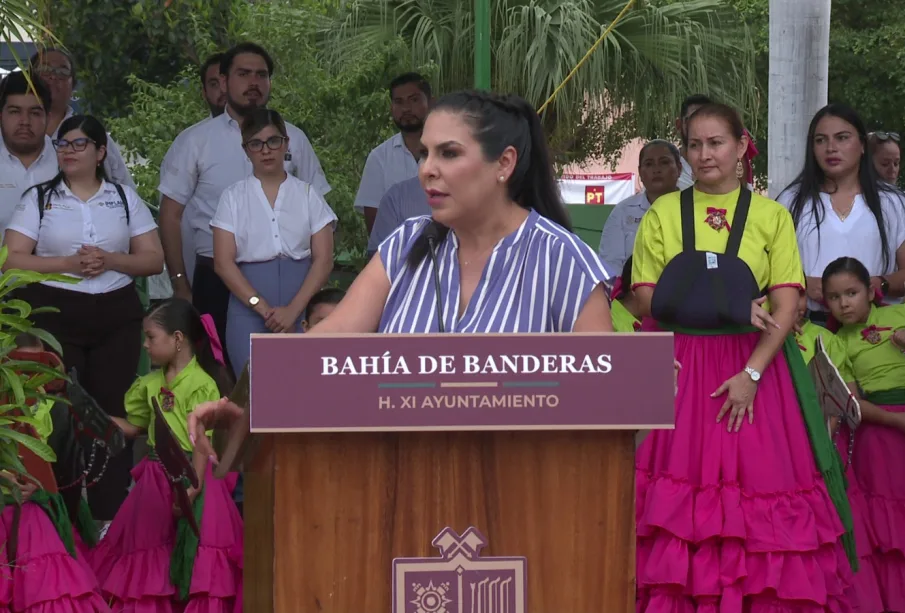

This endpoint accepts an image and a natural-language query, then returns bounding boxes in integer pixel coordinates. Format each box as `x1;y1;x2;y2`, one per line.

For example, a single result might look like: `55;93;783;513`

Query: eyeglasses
52;137;95;152
872;131;900;142
35;65;73;79
244;135;288;152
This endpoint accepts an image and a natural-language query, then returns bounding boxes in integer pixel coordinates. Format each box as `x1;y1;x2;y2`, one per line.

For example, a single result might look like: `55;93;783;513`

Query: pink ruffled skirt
90;457;243;613
839;406;905;613
0;500;110;612
636;331;853;613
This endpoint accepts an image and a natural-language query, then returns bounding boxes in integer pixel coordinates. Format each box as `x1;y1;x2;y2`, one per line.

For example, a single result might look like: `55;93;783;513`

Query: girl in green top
823;256;905;613
89;299;243;612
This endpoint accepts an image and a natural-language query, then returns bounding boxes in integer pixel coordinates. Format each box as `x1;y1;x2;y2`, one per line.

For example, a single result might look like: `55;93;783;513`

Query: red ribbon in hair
610;276;625;301
742;129;759;186
200;314;226;366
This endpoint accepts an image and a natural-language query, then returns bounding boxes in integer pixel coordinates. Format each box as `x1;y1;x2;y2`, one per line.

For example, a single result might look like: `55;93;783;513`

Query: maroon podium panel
249;332;675;432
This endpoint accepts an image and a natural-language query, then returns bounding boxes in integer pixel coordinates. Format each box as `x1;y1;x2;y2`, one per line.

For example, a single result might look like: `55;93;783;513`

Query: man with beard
200;52;227;118
0;71;59;238
355;72;431;234
157;42;329;365
29;48;136;189
151;53;228;303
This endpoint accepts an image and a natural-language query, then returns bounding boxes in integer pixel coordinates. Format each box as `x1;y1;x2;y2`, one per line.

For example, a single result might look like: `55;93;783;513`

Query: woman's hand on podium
189;397;244;462
674;360;681;395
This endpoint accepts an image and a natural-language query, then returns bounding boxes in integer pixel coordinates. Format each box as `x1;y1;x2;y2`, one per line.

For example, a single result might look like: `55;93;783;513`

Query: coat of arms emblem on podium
393;527;527;613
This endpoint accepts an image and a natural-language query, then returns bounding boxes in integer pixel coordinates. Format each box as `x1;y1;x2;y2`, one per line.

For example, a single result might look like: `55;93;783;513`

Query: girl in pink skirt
632;103;854;612
90;298;242;613
0;336;109;613
823;257;905;613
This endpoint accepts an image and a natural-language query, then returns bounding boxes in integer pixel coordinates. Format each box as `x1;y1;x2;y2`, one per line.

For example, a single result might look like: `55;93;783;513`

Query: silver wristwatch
744;366;761;383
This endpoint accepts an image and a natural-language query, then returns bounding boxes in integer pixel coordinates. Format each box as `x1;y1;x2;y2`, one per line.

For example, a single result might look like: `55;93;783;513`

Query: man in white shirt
0;72;59;238
147;53;227;302
675;94;712;190
355;72;431;234
29;49;136;189
158;42;330;362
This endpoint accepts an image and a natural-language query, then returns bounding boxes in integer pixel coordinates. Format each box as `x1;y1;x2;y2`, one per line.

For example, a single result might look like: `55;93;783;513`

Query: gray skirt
226;257;311;378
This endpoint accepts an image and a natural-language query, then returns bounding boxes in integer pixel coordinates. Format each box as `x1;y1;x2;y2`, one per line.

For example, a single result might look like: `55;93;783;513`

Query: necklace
831;196;856;221
460;244;496;267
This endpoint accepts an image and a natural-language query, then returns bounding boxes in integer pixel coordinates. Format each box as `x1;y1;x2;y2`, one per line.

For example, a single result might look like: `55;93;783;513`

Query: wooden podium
238;333;674;613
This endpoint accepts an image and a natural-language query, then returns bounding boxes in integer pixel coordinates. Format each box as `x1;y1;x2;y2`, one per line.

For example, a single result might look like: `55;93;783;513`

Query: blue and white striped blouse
377;210;611;333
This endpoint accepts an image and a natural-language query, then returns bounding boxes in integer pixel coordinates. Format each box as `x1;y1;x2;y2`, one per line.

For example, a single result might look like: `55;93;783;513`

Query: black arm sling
650;186;763;329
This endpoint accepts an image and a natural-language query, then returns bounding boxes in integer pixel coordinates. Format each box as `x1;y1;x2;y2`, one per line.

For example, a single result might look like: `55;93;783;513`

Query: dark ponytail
407;91;570;267
821;256;871;293
29;114;110;202
146;298;234;396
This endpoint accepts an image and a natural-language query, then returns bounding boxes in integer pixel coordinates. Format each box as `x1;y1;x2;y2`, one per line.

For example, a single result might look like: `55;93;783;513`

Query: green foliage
107;1;423;270
0;247;75;508
44;0;238;118
324;0;758;165
723;0;905;189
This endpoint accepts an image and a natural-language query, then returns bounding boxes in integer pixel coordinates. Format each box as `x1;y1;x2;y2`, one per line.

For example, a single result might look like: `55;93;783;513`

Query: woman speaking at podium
187;89;618;459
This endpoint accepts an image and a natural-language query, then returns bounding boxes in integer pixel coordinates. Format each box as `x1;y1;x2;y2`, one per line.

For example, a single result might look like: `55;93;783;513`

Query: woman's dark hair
32;114;109;200
781;104;900;271
821;256;871;293
306;287;346;319
241;108;287;143
686;103;745;141
639;139;681;168
406;90;569;267
146;298;233;395
621;256;633;288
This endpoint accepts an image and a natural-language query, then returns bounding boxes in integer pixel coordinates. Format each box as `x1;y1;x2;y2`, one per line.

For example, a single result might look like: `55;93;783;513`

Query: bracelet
170;273;185;281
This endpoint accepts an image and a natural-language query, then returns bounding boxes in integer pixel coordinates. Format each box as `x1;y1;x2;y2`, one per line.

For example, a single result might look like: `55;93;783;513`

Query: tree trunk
767;0;832;199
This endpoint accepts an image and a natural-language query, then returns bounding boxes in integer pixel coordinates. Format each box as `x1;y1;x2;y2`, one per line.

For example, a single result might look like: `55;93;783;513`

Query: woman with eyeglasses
778;104;905;326
869;131;901;185
212;108;336;378
2;114;164;522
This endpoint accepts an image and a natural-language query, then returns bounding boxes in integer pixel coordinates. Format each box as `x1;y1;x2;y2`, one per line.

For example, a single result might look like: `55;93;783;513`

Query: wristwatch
248;295;261;307
744;366;761;383
880;276;890;296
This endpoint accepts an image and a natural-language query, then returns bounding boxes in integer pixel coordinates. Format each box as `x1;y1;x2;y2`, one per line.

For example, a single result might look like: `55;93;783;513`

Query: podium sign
249;332;675;432
243;332;675;613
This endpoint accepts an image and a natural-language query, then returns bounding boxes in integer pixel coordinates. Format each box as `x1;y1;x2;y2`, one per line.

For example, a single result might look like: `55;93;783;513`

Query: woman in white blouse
3;114;163;521
778;104;905;324
212;109;336;378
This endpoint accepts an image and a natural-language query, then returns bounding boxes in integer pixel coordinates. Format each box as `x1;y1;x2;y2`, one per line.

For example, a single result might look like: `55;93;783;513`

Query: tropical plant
321;0;759;166
0;247;75;509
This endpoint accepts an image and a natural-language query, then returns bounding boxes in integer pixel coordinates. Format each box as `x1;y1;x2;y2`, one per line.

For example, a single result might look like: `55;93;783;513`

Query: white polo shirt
778;187;905;311
353;132;419;212
0;137;59;238
52;107;136;190
211;175;337;263
6;180;157;294
158;110;330;258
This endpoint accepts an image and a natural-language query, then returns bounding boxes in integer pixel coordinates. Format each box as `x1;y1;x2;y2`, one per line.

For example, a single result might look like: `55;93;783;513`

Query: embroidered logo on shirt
159;388;175;412
861;325;891;345
705;207;731;232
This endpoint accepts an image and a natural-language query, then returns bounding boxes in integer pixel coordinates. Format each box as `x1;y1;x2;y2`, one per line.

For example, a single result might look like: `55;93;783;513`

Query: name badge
706;252;718;269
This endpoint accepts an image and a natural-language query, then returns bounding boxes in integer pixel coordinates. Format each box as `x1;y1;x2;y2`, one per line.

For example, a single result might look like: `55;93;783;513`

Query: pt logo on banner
585;185;604;205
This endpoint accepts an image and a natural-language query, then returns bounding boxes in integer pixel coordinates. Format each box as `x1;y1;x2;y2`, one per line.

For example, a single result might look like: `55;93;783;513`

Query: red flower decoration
861;325;892;345
705;207;731;232
160;388;176;412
